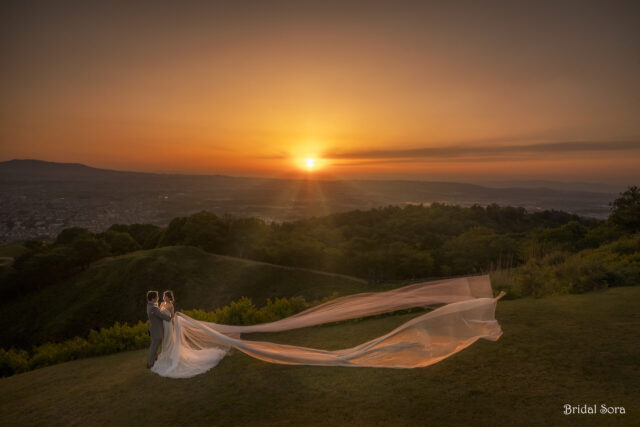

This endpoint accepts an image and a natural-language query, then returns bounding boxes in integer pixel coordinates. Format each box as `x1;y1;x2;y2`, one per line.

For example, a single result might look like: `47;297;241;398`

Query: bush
0;348;30;377
212;295;311;325
518;258;570;297
28;321;150;370
182;308;216;322
262;296;308;322
489;268;522;299
0;296;312;377
512;235;640;297
214;297;260;325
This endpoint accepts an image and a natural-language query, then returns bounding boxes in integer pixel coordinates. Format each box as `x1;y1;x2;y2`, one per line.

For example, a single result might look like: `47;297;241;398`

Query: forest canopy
2;187;638;299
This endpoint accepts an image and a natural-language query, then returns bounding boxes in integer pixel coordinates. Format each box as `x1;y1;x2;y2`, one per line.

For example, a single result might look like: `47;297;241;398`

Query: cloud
325;140;640;161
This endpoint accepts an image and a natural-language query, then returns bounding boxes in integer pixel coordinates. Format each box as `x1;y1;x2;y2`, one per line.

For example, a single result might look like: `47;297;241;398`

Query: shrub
28;321;151;370
512;235;640;297
518;259;568;297
0;296;312;377
262;296;308;322
489;268;522;299
211;295;311;325
0;348;30;377
183;308;217;322
214;297;260;325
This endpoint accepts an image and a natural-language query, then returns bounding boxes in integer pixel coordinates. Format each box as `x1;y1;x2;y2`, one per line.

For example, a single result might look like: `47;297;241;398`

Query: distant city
0;159;619;244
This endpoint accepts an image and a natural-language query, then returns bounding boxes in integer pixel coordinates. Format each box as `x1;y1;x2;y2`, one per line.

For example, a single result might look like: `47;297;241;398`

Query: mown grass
1;286;638;426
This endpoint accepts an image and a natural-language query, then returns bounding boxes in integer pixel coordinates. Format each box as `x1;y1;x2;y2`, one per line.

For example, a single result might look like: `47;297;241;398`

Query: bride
151;276;505;379
151;290;228;378
159;290;175;318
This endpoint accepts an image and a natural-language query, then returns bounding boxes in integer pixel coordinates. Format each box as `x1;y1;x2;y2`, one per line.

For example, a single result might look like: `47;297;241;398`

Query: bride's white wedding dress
151;304;229;378
151;275;505;378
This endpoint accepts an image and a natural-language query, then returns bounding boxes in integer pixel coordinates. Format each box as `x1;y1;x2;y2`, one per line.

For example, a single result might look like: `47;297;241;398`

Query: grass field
0;246;369;348
1;286;638;426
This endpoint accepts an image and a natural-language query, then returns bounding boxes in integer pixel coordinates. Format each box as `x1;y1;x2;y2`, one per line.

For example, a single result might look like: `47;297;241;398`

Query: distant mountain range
0;159;620;243
478;179;625;194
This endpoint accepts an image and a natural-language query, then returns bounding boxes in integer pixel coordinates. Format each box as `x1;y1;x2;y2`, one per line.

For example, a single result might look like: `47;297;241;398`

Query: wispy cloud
324;140;640;161
257;140;640;166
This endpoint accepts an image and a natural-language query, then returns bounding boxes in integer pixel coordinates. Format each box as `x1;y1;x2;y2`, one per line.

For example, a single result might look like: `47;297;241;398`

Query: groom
146;290;173;369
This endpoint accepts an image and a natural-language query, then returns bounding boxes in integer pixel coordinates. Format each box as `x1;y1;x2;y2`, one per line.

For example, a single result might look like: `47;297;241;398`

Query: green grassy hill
1;287;638;426
0;246;369;348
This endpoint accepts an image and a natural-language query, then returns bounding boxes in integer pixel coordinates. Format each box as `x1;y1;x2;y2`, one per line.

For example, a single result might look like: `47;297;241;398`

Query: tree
529;221;589;253
609;186;640;232
14;246;74;291
108;224;162;249
265;235;326;269
182;211;228;252
443;226;517;274
69;237;110;268
55;227;93;245
226;217;269;258
383;242;434;279
158;217;188;246
128;224;163;249
103;230;141;255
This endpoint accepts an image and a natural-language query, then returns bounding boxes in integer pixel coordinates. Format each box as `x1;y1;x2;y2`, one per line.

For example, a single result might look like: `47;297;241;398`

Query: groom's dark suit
147;302;171;368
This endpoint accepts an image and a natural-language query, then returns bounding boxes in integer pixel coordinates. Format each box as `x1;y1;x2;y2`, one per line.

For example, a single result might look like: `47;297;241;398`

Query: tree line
2;186;639;298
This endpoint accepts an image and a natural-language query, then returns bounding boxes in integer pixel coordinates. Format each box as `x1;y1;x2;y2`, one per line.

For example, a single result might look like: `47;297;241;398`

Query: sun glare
304;158;316;169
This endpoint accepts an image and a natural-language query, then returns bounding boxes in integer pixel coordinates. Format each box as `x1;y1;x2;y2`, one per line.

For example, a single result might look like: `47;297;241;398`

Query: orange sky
1;1;639;183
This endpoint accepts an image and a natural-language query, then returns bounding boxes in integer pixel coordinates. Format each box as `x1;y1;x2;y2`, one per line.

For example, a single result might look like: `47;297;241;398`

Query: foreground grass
1;287;639;426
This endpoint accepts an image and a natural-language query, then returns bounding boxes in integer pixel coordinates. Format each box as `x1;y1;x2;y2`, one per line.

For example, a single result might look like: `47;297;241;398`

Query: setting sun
304;158;316;169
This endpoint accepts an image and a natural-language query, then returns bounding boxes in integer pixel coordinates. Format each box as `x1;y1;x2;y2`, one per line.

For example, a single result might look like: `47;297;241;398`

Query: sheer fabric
151;275;504;378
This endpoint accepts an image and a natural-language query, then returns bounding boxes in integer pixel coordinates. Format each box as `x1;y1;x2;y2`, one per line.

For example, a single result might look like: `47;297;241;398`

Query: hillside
0;246;368;349
1;287;638;426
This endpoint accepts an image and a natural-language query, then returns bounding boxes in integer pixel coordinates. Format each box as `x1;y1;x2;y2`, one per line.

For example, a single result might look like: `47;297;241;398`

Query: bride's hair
163;290;175;303
146;290;158;302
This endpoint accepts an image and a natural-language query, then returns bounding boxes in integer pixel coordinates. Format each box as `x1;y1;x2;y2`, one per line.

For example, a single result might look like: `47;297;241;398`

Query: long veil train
151;275;505;378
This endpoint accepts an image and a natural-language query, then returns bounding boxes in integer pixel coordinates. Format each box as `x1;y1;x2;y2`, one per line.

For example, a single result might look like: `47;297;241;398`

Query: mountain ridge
0;159;617;195
0;159;618;245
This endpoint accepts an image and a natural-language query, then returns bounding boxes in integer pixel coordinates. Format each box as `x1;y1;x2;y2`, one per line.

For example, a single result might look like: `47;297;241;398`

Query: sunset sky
1;0;639;183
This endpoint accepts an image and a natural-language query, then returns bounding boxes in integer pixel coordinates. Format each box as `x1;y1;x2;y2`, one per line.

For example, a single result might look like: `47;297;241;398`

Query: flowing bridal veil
151;275;505;378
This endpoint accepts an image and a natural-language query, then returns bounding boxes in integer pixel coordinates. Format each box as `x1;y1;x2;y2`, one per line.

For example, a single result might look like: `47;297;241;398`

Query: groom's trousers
148;337;162;367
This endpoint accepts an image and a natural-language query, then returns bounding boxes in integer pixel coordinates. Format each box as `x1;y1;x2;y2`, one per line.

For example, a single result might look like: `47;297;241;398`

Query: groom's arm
151;306;172;322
